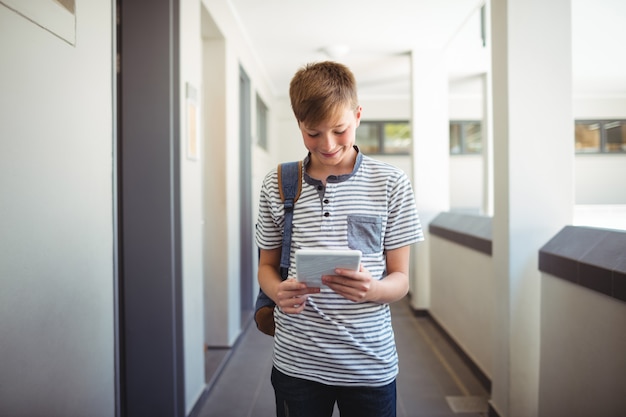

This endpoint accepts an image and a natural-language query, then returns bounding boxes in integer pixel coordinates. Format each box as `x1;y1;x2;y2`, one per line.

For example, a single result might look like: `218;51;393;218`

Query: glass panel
356;122;381;154
575;122;601;153
604;121;626;152
464;122;482;154
450;123;462;154
383;122;411;154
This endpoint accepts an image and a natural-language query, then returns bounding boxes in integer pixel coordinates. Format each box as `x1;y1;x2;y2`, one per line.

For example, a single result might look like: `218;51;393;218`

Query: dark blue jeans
271;367;396;417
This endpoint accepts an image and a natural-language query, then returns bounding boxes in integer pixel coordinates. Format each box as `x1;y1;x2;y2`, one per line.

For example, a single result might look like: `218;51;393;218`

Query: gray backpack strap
277;161;303;279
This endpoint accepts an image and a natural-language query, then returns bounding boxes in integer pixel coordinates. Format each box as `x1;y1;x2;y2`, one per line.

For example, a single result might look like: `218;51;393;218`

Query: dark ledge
429;212;493;255
539;225;626;303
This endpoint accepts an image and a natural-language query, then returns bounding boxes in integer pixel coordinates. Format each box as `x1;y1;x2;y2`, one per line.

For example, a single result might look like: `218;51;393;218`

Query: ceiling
227;0;626;100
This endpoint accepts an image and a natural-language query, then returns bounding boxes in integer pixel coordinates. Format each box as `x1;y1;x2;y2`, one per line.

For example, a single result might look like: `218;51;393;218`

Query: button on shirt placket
321;183;335;232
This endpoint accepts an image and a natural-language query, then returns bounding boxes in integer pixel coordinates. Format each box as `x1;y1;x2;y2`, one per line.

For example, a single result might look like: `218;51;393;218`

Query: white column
483;1;495;217
482;73;494;215
490;1;574;416
409;49;450;310
482;72;494;216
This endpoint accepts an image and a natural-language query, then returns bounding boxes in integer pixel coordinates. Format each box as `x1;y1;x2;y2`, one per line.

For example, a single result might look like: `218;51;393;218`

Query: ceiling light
321;44;350;59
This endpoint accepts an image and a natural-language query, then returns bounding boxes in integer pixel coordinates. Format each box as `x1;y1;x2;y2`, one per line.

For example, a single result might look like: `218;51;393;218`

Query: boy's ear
355;106;362;126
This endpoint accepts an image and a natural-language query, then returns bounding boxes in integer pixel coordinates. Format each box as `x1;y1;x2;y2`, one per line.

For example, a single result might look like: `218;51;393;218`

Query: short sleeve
255;168;284;250
384;171;424;250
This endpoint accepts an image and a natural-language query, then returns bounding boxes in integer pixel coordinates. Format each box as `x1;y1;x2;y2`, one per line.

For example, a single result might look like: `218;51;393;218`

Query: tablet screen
295;249;362;287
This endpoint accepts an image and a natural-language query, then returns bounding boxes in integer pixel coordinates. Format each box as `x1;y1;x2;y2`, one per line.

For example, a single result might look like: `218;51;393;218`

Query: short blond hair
289;61;359;127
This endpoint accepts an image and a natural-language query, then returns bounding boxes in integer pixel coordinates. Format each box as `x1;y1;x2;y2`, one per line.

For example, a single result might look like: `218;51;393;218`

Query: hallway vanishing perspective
3;1;626;416
195;298;489;417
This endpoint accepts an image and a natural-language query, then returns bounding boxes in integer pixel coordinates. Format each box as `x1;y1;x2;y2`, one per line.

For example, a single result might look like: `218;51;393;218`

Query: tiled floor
194;297;489;417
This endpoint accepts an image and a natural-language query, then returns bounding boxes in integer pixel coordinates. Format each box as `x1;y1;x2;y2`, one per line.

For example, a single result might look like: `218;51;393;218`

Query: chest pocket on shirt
347;215;382;254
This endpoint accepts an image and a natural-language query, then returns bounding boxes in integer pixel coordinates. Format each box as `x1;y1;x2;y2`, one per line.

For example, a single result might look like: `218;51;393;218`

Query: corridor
194;298;489;417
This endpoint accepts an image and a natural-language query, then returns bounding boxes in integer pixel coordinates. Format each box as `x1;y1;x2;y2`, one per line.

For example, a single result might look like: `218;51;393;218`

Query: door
239;66;254;325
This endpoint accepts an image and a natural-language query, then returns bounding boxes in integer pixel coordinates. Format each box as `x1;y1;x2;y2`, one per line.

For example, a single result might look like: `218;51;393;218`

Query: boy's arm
324;245;411;304
258;247;320;312
371;245;411;303
258;247;283;304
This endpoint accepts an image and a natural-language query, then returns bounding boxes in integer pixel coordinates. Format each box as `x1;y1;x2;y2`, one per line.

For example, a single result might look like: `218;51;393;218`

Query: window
355;121;411;155
576;120;626;153
450;121;482;155
446;119;626;156
256;95;268;150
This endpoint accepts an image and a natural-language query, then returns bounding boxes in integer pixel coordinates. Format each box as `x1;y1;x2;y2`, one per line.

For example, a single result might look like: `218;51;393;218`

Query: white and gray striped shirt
256;150;423;386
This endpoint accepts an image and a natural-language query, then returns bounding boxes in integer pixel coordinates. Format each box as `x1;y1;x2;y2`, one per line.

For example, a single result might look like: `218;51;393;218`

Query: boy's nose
320;133;335;150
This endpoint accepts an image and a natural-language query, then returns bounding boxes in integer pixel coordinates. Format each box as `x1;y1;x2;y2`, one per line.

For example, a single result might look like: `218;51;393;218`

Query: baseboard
488;400;502;417
410;307;492;393
188;317;255;417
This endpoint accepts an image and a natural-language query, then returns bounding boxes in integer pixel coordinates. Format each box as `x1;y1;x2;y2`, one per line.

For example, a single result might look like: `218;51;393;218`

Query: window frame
449;120;482;155
355;120;411;155
575;119;626;154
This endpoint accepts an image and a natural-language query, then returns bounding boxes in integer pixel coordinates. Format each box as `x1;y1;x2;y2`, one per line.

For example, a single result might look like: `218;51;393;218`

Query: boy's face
299;106;362;173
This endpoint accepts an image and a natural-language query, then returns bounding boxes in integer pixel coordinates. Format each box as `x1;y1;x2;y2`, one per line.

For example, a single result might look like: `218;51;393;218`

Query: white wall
575;154;626;204
539;275;626;417
276;97;306;162
360;95;411;120
430;237;494;378
450;152;626;210
574;96;626;119
450;155;483;212
180;0;207;411
201;23;230;346
0;3;115;417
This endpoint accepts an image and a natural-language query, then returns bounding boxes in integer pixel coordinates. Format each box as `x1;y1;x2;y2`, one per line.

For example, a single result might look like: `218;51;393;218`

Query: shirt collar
302;146;363;186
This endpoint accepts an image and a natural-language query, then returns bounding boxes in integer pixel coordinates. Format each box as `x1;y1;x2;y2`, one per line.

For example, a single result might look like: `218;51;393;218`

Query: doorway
239;66;254;326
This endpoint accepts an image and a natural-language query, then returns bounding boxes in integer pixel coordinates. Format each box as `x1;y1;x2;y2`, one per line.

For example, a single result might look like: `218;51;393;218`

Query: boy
256;61;423;417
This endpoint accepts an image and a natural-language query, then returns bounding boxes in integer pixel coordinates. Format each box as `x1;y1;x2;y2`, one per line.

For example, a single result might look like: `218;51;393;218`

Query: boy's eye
335;130;347;135
307;132;319;138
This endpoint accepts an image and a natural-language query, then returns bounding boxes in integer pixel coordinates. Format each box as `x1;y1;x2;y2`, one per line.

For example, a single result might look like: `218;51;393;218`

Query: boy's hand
276;278;320;314
321;264;375;302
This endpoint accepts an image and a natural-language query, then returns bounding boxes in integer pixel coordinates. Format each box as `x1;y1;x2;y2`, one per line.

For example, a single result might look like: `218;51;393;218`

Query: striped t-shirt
255;150;423;386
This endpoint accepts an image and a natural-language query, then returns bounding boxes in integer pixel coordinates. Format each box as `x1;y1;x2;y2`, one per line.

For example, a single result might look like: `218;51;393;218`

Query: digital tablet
295;249;362;288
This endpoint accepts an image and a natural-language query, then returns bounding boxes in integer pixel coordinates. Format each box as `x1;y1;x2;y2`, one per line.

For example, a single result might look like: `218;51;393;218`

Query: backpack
254;161;303;336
